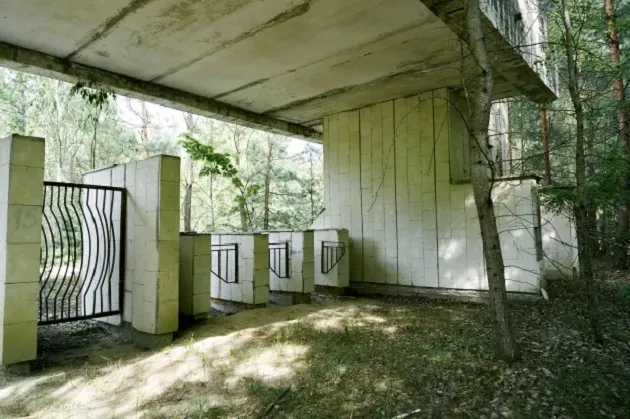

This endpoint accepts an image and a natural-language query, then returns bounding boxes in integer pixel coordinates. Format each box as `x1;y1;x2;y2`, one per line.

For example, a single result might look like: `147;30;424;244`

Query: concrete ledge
269;291;312;306
314;285;347;297
349;282;542;304
210;298;266;314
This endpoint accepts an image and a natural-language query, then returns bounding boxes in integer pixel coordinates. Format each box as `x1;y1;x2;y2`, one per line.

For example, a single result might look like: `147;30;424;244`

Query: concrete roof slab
0;0;555;140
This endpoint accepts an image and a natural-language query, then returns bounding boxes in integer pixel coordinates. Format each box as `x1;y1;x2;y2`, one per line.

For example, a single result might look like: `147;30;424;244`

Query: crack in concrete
65;0;156;60
150;0;312;83
210;22;423;100
264;57;469;116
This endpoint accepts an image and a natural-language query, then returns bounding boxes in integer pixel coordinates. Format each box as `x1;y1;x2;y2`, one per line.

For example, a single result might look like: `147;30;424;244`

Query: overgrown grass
3;273;629;419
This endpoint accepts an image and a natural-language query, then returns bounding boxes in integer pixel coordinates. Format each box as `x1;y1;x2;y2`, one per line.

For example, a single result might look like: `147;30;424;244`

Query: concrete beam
0;41;322;142
420;0;557;103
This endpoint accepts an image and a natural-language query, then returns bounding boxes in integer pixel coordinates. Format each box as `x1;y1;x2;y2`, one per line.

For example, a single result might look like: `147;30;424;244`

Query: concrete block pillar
131;156;180;336
0;134;45;366
179;233;211;317
211;233;269;313
314;229;350;291
267;230;315;305
84;155;180;346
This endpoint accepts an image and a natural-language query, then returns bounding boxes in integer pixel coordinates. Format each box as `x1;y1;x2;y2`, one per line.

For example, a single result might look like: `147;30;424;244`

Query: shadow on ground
1;275;629;418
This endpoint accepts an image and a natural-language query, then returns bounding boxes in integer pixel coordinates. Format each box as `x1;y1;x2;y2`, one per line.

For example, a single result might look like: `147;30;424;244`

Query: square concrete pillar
0;134;45;366
266;230;314;305
130;156;180;335
211;233;269;313
84;155;180;344
179;233;211;317
314;229;350;290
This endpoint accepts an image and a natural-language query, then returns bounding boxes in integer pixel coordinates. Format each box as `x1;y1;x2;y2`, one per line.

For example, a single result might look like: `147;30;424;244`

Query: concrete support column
211;233;269;313
131;156;180;337
0;134;45;366
84;155;180;346
314;229;350;292
179;233;211;318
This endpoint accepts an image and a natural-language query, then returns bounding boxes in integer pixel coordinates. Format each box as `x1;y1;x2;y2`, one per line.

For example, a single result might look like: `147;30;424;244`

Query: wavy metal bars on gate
320;241;345;274
39;181;125;325
269;241;290;278
211;243;239;283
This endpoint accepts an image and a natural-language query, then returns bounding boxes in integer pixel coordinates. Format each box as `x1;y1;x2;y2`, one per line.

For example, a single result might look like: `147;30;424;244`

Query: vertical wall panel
370;102;386;283
319;89;542;294
382;101;398;284
360;106;373;283
348;110;363;282
328;114;339;227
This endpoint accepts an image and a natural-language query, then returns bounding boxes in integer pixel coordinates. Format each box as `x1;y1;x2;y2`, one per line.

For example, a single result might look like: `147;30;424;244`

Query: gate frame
38;181;126;325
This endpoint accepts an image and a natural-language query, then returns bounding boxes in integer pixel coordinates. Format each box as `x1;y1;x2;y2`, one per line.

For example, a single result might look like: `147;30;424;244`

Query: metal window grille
39;181;125;325
269;241;290;278
211;243;239;283
320;241;345;274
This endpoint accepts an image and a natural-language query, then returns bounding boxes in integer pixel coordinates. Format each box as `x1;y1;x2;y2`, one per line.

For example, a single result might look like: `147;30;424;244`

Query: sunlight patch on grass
229;344;308;385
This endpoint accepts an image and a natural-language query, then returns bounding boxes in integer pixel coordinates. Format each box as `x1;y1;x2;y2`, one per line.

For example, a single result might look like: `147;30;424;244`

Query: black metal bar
320;241;345;274
67;187;85;317
269;241;290;278
119;190;126;318
37;310;123;326
39;182;124;325
211;243;239;283
43;180;125;192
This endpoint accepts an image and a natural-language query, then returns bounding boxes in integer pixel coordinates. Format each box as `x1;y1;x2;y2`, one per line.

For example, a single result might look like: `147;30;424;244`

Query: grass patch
3;272;630;418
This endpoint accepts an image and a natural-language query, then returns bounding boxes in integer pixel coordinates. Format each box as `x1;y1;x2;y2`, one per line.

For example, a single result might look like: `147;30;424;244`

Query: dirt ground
1;275;629;419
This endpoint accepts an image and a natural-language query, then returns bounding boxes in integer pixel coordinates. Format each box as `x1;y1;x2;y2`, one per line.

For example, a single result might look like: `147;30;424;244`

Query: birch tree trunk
464;0;520;361
561;0;603;343
605;0;630;268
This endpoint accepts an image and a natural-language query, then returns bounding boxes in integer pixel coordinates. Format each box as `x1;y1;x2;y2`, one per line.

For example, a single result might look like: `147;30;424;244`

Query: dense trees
507;0;630;344
0;69;323;233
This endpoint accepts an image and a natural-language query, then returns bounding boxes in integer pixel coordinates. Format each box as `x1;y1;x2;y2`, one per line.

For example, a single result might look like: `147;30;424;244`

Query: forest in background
0;69;324;233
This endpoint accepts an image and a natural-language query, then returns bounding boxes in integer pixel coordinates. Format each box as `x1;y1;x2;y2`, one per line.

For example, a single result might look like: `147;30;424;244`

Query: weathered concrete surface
0;0;554;138
421;0;556;102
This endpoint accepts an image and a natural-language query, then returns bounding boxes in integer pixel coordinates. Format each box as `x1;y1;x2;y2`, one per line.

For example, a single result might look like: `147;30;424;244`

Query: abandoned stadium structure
0;0;577;368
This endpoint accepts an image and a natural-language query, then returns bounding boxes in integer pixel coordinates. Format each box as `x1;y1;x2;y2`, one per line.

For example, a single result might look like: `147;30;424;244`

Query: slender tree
464;0;520;361
560;0;603;343
605;0;630;268
540;103;552;184
182;112;197;232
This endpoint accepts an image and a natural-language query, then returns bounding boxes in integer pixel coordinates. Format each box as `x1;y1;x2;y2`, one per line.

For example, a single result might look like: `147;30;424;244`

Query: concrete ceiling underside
0;0;550;141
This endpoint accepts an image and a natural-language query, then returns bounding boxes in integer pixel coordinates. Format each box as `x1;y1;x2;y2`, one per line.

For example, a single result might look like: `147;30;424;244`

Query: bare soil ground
1;274;629;419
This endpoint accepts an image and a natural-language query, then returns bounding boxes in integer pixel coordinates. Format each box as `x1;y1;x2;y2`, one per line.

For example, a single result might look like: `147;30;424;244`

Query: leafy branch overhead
70;80;116;111
178;133;242;187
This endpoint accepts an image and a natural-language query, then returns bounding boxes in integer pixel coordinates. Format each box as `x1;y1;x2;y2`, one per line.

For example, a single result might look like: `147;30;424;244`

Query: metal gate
39;182;125;325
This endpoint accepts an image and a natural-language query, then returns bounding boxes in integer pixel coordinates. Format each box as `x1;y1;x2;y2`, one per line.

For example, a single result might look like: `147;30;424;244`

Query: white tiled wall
320;89;543;293
267;230;315;294
210;233;269;305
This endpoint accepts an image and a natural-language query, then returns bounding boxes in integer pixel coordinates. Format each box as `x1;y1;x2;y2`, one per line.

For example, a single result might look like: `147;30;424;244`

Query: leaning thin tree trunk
562;0;603;343
464;0;520;361
183;113;196;232
605;0;630;268
540;103;552;184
